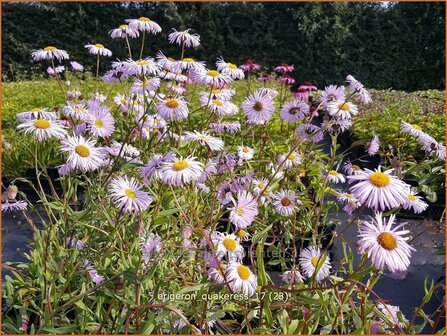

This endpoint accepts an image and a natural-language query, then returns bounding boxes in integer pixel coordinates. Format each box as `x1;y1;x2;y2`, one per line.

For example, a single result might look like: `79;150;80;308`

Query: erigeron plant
2;16;444;335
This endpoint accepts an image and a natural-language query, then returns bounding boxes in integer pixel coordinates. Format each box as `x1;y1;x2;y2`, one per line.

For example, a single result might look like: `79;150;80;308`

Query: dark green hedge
2;2;445;90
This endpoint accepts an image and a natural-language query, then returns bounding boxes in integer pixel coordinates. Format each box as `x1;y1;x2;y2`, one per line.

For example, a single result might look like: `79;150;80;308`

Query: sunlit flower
156;97;189;121
276;152;301;169
237;145;254;161
208;267;226;284
156;52;182;72
60;136;104;172
109;140;141;158
241;90;275;125
226;262;257;297
159;156;203;187
17;118;67;142
326;170;346;184
16;108;59;122
299;246;331;281
1;200;28;212
126;17;162;33
122;57;160;77
31;46;69;61
358;212;415;272
234;229;251;242
192;69;232;88
184;131;224;151
140;152;174;184
177;57;206;72
229;191;258;229
216;57;245;80
109;24;139;39
84;43;112;57
337;192;361;215
271;190;299;216
216;233;245;261
280;100;309;122
403;192;428;214
168;28;200;48
62;103;89;120
86;105;115;138
348;167;410;211
327;100;358;120
343;161;362;175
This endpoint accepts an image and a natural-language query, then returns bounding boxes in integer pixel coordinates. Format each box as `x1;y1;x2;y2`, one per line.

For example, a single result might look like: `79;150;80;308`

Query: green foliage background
2;2;445;90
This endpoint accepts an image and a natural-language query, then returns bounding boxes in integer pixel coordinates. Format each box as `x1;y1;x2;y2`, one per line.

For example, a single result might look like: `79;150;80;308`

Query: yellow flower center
95;44;104;48
237;265;251;281
31;108;42;112
281;197;291;206
173;160;189;171
222;238;237;252
119;24;129;29
165;99;179;109
34;119;51;129
311;256;320;267
287;153;296;160
136;60;149;66
212;99;223;106
120;99;127;105
345;193;353;199
212;89;221;94
228;63;237;69
236;229;247;239
124;188;136;199
207;70;220;77
253;101;263;112
413;124;422;131
44;46;57;51
329;170;338;176
339;103;350;111
408;194;416;201
198;135;208;140
95;119;104;128
258;183;265;189
183;58;194;62
74;145;90;158
235;207;244;216
242;147;249;153
377;232;397;251
139;17;150;21
352;164;361;171
369;172;391;188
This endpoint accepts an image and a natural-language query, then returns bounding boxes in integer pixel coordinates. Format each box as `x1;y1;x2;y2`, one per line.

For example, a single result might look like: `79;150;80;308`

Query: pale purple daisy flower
16;108;59;122
229;191;259;229
109;176;153;214
168;28;200;48
122;57;160;77
31;46;69;62
1;200;27;212
296;123;324;143
86;105;115;138
280;100;310;122
213;152;237;174
140;152;173;184
327;100;358;120
216;57;245;80
346;75;371;105
337;192;361;215
66;237;85;250
131;78;161;95
241;90;275;125
377;303;408;329
109;24;139;39
299;246;331;281
367;135;380;156
197;161;217;184
320;85;346;106
281;266;304;284
216;182;233;205
326;170;346;184
210;121;241;134
47;66;65;76
60;136;104;172
348;167;410;211
358;212;415;273
83;260;104;285
184;131;224;151
403;192;428;214
215;233;245;261
17;118;67;142
271;190;299;216
84;43;112;57
400;121;424;138
62;103;89;120
276;152;301;169
226;262;258;297
237;145;254;161
230;175;253;193
156;52;182;72
140;231;163;266
177;57;206;72
208;267;226;284
126;17;161;34
322;117;353;133
158;156;203;187
342;161;362;175
156;98;189;121
191;68;232;88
